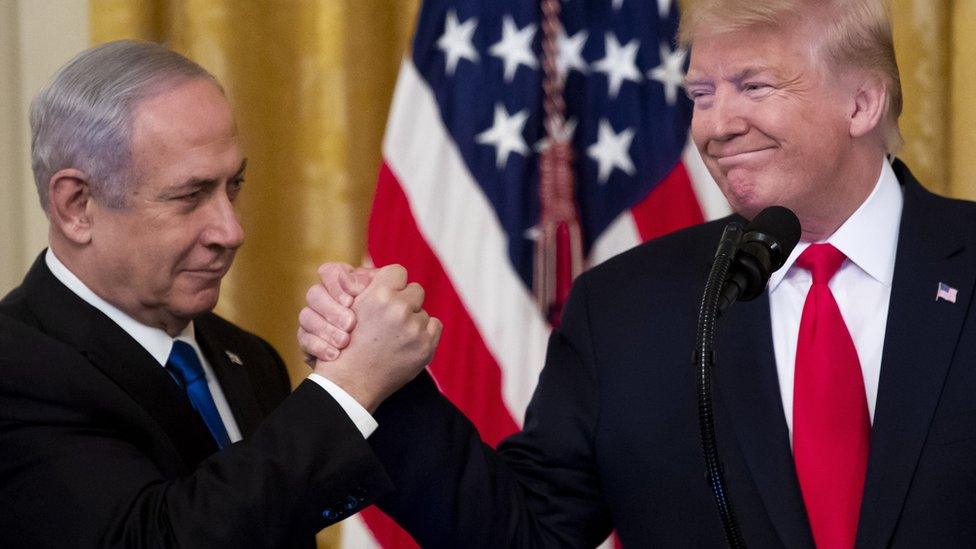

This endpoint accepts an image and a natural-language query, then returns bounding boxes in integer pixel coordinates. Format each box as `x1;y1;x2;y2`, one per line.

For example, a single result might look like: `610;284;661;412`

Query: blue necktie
166;340;232;449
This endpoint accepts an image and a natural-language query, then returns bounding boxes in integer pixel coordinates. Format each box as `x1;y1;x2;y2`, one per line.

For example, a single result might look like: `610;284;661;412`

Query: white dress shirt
767;158;903;441
45;249;376;439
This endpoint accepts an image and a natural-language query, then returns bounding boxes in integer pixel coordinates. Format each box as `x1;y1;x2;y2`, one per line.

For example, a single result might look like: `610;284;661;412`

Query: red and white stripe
345;58;729;548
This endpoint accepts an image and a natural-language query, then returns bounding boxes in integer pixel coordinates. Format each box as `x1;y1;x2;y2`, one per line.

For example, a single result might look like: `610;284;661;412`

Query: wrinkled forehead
128;79;243;188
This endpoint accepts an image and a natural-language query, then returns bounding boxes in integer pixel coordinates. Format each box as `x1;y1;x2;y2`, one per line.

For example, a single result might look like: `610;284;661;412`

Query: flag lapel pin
225;350;244;366
936;282;958;303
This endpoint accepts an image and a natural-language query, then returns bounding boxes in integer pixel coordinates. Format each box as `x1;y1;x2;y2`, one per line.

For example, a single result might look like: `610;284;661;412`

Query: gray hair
30;40;218;210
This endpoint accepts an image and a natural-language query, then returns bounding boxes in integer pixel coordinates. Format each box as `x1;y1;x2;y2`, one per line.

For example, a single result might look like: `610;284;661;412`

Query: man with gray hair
0;40;440;547
302;0;976;546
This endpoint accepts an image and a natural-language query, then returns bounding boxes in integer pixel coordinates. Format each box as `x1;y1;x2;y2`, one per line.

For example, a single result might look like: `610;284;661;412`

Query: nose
692;89;749;145
202;193;244;250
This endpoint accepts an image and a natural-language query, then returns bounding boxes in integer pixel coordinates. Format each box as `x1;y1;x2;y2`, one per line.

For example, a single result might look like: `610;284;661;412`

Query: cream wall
0;0;89;295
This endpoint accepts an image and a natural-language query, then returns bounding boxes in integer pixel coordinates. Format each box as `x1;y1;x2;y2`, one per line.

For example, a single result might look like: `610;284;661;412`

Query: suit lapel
195;319;265;438
715;290;815;547
21;255;218;467
855;163;975;547
84;322;219;465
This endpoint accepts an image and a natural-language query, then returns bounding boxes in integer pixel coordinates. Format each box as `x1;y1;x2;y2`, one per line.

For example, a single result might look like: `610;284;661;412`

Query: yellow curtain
90;0;418;546
891;0;976;199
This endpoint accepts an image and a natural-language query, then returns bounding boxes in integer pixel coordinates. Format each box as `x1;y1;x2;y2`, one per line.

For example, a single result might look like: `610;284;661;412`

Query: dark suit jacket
0;255;393;548
368;160;976;547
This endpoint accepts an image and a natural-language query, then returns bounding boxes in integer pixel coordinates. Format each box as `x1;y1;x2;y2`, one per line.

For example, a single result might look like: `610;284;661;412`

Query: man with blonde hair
302;0;976;546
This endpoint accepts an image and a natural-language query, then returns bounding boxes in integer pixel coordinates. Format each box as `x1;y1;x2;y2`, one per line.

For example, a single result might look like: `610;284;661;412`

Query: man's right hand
299;264;442;413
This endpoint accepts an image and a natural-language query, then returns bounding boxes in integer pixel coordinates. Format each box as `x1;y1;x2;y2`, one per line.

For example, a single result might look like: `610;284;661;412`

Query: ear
48;169;95;245
849;73;887;139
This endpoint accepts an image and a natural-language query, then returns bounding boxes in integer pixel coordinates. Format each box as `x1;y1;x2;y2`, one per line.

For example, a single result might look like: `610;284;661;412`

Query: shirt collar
767;157;903;292
45;249;195;366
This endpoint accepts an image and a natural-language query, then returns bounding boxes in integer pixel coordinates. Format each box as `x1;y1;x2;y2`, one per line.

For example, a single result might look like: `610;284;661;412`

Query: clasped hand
298;263;441;413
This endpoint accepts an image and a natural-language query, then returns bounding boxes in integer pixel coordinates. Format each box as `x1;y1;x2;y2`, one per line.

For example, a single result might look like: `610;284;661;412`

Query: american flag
936;282;957;303
348;0;729;546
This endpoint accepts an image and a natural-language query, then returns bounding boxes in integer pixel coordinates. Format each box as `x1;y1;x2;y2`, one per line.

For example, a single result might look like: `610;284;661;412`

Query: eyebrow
729;67;774;83
173;158;248;191
683;66;776;88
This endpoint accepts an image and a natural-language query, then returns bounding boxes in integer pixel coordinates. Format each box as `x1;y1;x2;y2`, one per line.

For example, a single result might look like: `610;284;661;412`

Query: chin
720;183;763;220
172;290;221;320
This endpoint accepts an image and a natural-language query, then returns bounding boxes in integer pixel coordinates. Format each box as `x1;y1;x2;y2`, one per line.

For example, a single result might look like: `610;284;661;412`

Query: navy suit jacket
368;160;976;547
0;255;393;547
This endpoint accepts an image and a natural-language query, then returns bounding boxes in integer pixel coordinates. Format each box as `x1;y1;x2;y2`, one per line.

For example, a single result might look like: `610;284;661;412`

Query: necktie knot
795;243;847;285
167;340;205;386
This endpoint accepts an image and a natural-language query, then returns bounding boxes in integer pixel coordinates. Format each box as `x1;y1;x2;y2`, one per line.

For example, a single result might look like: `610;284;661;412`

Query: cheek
689;114;706;147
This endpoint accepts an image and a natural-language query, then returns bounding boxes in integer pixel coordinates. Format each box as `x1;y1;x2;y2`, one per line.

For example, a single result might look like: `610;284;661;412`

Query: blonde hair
679;0;903;153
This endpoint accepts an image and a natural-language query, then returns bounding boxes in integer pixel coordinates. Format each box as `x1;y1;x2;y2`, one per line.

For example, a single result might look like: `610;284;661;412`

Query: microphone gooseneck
696;206;801;548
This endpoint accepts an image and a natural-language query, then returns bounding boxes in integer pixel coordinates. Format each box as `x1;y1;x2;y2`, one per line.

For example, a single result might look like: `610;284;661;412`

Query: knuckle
306;284;327;306
332;327;350;347
375;286;394;303
326;324;347;345
310;338;328;358
407;282;425;301
393;301;412;320
301;307;326;331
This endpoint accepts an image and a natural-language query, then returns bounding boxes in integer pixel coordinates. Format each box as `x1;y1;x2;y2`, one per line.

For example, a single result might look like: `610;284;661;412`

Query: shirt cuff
306;373;378;438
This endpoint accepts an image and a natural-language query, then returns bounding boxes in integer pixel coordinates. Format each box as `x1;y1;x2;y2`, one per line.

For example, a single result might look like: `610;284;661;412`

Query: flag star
556;29;588;81
648;41;688;106
657;0;674;18
592;33;642;99
477;104;530;169
613;0;625;10
489;16;538;82
437;10;479;76
535;118;578;153
587;119;636;184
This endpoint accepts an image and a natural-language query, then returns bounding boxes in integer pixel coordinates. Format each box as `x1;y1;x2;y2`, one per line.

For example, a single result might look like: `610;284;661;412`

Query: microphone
696;206;800;546
717;206;801;313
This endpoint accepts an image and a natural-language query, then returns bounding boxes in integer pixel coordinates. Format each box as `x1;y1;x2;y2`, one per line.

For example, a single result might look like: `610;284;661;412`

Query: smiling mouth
713;147;776;168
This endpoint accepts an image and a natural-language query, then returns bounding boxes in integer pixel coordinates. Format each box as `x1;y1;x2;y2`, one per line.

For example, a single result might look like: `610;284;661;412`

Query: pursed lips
709;146;776;169
183;263;231;279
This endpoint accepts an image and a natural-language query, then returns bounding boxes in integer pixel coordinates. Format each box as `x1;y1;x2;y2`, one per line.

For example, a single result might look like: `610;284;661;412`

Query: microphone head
743;206;801;271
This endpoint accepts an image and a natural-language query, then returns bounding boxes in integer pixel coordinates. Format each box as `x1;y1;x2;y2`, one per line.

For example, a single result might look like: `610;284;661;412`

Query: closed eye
227;178;244;201
743;82;773;94
177;188;206;202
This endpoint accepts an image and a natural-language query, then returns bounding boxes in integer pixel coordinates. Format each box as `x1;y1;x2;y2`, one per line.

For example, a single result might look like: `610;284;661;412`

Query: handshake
297;263;442;413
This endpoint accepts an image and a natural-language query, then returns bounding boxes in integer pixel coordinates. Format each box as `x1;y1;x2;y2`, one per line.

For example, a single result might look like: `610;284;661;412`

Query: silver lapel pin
225;350;244;365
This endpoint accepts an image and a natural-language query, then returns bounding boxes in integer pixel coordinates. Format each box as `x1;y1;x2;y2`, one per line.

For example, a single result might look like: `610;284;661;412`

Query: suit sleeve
0;341;393;548
369;272;613;547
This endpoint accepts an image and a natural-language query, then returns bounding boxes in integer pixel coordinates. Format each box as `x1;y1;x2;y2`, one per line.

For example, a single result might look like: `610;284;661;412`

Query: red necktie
793;244;870;549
